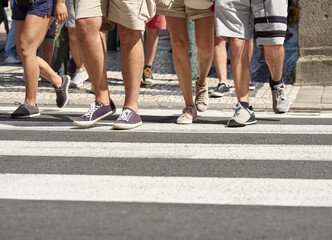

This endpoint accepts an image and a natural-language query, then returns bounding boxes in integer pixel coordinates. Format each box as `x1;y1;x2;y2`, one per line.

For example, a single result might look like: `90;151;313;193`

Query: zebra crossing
0;107;332;239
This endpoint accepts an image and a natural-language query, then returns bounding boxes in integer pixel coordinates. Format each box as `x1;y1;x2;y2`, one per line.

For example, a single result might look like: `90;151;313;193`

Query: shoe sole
274;108;289;114
11;113;41;119
69;82;84;88
176;117;197;124
113;121;142;130
249;86;256;91
273;104;290;114
227;119;257;127
211;92;224;97
141;80;152;86
73;109;116;127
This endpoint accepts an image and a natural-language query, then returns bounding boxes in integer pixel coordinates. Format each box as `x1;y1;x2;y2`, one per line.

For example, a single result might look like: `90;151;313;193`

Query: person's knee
118;27;141;47
75;18;101;38
75;20;89;36
17;40;34;60
264;45;283;57
229;38;246;55
197;41;213;59
170;36;189;53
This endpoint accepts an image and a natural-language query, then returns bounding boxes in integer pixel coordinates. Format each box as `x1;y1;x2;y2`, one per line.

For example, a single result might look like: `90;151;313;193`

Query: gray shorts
215;0;288;46
65;0;76;28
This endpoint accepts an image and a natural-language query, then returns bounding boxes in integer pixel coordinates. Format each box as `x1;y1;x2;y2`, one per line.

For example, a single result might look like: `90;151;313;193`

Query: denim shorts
12;0;56;21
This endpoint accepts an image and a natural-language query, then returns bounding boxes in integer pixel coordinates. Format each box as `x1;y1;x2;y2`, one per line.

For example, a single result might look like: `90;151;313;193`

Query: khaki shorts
156;0;214;20
102;0;156;31
75;0;103;20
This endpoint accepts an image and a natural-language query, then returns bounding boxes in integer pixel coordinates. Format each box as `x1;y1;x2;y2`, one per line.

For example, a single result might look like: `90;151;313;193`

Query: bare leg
229;38;250;103
214;37;228;82
41;40;55;65
75;17;109;104
145;27;159;66
166;16;193;107
195;15;214;86
248;38;254;62
264;45;284;82
117;24;144;112
68;27;85;70
15;16;61;106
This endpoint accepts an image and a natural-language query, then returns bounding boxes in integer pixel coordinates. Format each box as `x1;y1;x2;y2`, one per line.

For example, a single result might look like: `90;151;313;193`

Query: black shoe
11;102;40;119
211;82;230;97
54;75;70;108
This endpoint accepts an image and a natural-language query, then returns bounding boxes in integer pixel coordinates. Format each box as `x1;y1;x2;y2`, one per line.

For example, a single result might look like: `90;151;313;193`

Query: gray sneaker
249;81;255;91
54;75;70;108
211;82;230;97
195;80;209;112
11;102;40;119
5;55;21;64
176;105;197;124
113;108;142;130
73;101;116;127
227;103;257;127
271;82;289;114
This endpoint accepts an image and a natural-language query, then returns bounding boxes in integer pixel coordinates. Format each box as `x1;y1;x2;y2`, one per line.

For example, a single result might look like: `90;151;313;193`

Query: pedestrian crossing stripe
1;174;332;207
1;140;332;161
1;122;332;135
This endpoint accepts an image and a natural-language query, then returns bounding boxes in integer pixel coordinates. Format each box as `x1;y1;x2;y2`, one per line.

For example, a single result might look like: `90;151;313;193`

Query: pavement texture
1;23;331;112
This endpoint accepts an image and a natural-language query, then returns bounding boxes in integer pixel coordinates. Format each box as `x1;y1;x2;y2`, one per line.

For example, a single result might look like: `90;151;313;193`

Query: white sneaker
176;106;197;124
5;55;21;64
69;68;89;88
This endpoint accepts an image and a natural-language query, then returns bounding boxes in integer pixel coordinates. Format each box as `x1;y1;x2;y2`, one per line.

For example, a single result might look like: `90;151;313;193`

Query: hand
55;1;67;25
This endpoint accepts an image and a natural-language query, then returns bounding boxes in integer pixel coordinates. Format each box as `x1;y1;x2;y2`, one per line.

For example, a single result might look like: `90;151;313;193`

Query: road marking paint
1;174;331;207
1;141;332;161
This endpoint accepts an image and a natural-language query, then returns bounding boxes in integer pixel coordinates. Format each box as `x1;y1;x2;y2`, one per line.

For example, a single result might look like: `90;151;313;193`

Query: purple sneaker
113;108;142;130
73;101;116;127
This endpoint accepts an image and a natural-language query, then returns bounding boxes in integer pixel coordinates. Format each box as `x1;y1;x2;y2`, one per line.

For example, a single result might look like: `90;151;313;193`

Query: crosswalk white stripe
1;107;332;118
1;140;331;161
1;174;331;207
1;121;332;134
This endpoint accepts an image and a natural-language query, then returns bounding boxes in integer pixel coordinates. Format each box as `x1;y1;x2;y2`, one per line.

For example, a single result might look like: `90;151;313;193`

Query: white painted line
1;121;332;135
1;174;331;207
1;107;332;118
1;141;331;161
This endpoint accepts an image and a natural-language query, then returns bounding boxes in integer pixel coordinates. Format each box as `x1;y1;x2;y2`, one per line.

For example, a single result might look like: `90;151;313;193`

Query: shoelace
118;109;133;122
83;102;101;120
144;68;152;78
55;79;64;93
182;106;195;119
197;88;207;103
275;87;285;101
216;83;223;89
233;104;242;117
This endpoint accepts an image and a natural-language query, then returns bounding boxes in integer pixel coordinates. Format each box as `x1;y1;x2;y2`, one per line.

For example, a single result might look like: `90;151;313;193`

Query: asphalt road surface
0;107;332;240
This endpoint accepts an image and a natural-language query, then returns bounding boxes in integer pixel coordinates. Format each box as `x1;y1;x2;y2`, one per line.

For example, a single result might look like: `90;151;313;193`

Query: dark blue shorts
12;0;56;21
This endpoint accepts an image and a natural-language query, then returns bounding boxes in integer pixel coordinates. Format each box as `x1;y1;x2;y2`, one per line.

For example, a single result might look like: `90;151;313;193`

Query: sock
269;76;284;88
144;65;152;69
240;101;250;108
